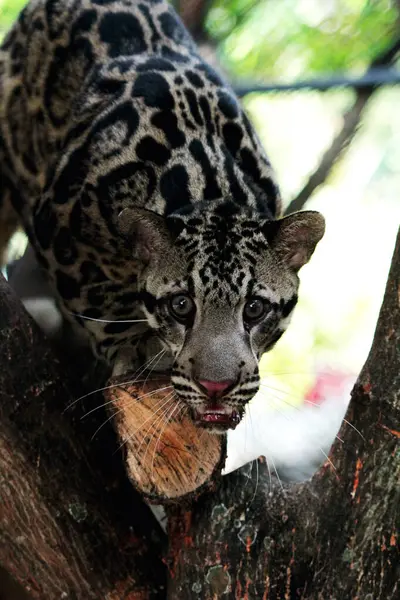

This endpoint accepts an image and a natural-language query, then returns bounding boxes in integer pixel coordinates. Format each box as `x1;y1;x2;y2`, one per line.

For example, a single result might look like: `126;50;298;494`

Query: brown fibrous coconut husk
105;374;226;504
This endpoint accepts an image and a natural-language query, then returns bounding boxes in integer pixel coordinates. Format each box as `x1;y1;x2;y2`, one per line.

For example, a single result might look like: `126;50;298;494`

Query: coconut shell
105;374;226;504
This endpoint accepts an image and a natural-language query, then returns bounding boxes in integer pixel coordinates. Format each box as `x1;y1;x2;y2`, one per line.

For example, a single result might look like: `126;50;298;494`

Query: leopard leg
0;182;20;266
0;128;22;266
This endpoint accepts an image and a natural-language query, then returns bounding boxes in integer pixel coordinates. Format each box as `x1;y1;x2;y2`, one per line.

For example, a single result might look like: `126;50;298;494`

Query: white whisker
90;409;119;442
67;311;147;324
260;381;308;404
268;453;284;494
150;400;182;478
244;403;259;506
261;380;363;443
265;456;273;492
267;395;342;474
251;457;259;505
64;378;152;411
262;387;350;447
117;390;176;453
138;393;177;463
320;448;337;473
128;349;165;383
66;348;167;410
91;387;173;444
140;348;167;392
342;418;365;441
66;372;162;410
81;384;173;420
263;371;312;377
303;399;321;408
245;402;253;454
130;392;176;447
129;348;166;389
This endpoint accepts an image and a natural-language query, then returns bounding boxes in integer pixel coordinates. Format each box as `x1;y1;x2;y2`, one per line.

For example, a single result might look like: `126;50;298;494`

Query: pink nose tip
197;379;234;398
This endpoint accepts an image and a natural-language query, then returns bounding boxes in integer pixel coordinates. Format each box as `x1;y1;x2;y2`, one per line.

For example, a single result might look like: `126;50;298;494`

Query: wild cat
0;0;325;432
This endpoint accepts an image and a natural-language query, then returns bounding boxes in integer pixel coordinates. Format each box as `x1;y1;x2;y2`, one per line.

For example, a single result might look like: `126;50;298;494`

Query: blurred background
1;0;399;477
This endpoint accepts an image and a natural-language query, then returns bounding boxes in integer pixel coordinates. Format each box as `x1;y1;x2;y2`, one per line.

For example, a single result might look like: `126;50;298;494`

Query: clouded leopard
0;0;325;432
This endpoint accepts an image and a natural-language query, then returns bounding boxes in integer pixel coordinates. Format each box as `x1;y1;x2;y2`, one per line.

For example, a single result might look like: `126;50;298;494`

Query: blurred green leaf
206;0;399;79
0;0;27;38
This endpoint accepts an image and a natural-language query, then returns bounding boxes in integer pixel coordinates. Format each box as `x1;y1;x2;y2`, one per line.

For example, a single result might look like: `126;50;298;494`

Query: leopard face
118;202;324;433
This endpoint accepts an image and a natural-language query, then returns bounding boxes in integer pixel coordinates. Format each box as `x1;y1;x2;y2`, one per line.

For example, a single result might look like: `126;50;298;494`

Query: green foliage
207;0;399;79
0;0;27;37
1;1;397;78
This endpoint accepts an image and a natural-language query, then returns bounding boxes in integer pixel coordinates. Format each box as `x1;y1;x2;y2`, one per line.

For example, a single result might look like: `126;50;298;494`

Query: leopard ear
266;211;325;271
117;208;173;264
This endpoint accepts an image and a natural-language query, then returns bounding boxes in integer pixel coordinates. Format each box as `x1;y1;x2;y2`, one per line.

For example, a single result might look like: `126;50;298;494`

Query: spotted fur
0;0;325;432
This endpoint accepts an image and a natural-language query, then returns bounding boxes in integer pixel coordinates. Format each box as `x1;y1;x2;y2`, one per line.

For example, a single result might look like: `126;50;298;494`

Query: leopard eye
243;297;267;324
169;294;196;323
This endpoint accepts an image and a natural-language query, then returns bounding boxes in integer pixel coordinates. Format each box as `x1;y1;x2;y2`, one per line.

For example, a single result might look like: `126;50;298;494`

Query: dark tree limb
166;228;400;599
284;89;371;215
176;0;228;76
176;0;213;43
0;274;167;599
284;38;400;215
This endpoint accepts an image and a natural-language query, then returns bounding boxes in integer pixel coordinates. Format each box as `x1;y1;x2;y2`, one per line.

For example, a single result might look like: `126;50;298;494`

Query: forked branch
167;228;400;599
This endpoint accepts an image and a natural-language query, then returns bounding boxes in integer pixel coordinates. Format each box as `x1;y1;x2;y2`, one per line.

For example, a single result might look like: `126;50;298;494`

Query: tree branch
166;228;400;598
175;0;229;76
0;274;167;599
176;0;213;43
284;38;400;215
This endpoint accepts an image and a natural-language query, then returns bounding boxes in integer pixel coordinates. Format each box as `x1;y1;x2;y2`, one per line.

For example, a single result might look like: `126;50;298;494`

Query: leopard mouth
193;405;242;431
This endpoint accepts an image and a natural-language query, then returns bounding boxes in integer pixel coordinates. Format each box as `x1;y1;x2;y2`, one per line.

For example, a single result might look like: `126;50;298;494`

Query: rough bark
166;228;400;599
1;222;398;599
0;274;167;599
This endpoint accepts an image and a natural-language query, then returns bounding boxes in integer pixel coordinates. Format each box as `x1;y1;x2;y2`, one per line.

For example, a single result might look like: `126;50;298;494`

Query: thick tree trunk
1;225;398;600
167;228;400;599
0;274;167;599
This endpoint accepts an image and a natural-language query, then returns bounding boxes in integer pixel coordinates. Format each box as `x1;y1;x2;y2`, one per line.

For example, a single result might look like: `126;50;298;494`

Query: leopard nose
197;379;235;399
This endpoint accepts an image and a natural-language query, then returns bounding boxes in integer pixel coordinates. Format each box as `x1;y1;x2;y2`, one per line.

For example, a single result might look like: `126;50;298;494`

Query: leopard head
118;202;325;433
